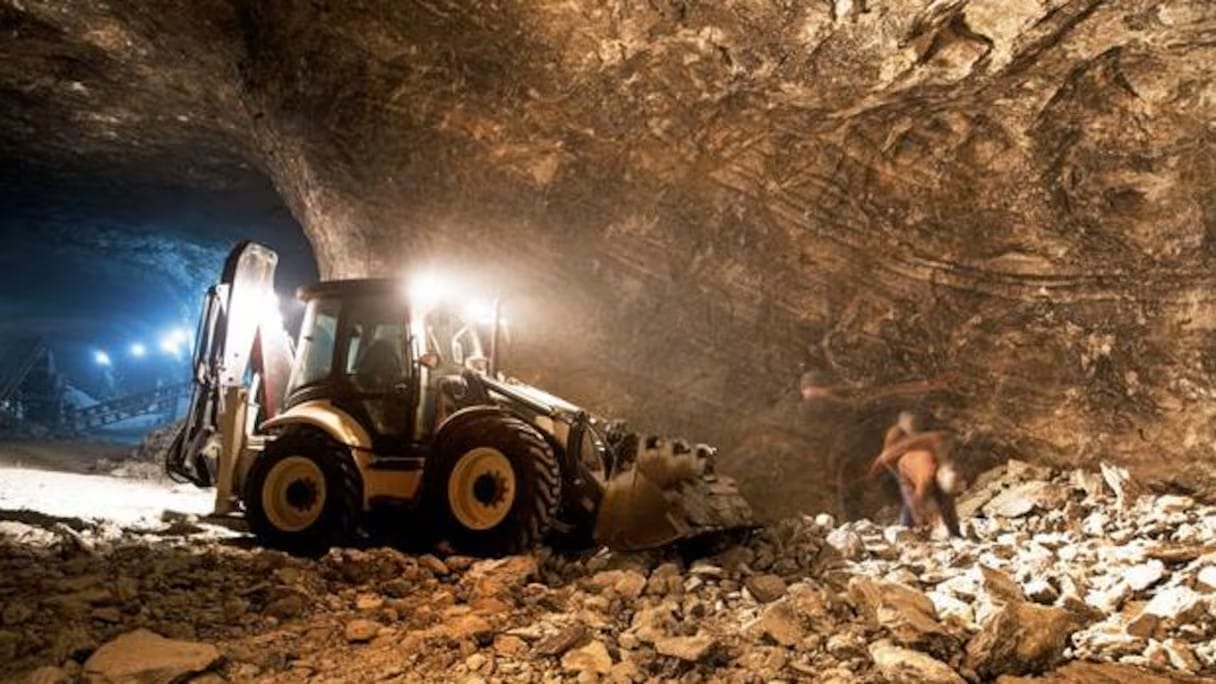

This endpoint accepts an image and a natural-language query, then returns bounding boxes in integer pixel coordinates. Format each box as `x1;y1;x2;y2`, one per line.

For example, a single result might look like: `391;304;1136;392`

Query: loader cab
282;278;491;455
284;279;419;454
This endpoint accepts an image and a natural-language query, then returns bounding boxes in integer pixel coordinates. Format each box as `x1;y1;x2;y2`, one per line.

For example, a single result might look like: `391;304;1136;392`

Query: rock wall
3;0;1215;516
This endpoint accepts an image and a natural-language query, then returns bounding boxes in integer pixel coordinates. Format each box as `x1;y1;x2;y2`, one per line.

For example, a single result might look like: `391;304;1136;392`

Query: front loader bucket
593;438;754;551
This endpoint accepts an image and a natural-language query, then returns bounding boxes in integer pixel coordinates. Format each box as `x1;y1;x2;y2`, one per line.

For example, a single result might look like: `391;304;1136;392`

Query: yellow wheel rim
261;456;327;532
447;447;516;531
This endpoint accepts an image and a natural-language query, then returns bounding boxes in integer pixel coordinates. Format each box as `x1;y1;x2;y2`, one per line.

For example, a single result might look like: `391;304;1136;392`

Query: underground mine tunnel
2;0;1216;682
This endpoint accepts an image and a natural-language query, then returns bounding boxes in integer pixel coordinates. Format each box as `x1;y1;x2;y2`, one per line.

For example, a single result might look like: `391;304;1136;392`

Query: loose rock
870;640;966;684
83;629;220;684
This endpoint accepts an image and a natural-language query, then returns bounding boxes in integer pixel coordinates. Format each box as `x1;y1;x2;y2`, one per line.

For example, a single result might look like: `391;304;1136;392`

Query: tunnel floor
0;442;1213;682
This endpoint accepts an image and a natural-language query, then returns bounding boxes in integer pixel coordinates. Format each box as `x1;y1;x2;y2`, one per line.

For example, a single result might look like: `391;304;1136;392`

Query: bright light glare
262;293;284;329
463;299;498;325
404;270;499;324
160;326;192;357
406;271;449;308
94;350;112;366
129;343;147;358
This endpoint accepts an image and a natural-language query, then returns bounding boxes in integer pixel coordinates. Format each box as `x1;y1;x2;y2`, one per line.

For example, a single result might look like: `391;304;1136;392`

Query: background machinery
167;242;752;556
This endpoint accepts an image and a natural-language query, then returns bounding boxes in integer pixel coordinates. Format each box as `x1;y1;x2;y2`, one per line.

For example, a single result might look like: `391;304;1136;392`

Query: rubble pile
2;460;1215;683
89;422;183;481
128;422;183;465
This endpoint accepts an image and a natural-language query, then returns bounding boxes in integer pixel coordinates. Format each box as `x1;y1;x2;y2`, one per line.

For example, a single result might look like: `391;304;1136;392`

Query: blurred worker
867;413;962;537
798;369;957;522
881;410;921;527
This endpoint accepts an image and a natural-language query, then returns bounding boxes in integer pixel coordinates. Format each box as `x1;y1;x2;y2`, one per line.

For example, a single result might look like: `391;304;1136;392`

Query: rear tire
426;412;559;556
245;429;362;556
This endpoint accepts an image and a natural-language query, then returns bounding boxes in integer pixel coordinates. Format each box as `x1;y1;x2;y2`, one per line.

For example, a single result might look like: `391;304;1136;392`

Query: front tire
244;429;362;556
426;412;559;556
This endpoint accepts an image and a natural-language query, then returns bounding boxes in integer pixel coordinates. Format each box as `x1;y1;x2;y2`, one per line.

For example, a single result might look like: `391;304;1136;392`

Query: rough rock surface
965;601;1085;678
82;628;221;683
4;459;1216;682
869;640;966;684
2;1;1215;517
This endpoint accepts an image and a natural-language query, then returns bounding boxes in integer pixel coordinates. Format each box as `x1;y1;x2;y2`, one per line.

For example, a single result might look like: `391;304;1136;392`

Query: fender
259;400;427;507
260;400;373;451
433;406;515;446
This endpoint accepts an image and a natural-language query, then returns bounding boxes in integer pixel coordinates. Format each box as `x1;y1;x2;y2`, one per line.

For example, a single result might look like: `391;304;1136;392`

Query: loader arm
477;374;754;551
166;242;294;502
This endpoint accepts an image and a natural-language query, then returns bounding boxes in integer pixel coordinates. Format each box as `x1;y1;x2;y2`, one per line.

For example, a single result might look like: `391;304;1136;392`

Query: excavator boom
166;242;293;490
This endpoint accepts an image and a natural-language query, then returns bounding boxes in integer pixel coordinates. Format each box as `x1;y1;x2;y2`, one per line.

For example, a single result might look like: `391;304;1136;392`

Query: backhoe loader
166;242;752;556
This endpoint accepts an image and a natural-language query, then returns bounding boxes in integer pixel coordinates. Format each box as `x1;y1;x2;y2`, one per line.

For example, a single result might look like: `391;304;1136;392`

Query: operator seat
353;338;402;392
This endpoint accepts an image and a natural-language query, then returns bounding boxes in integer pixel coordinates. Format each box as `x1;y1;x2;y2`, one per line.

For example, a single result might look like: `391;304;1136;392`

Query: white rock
884;526;918;546
1085;581;1131;614
1201;515;1216;535
1126;586;1208;638
1099;463;1134;508
826;528;866;561
1082;511;1109;536
935;572;980;602
1162;638;1202;673
928;590;975;625
983;481;1052;518
1072;621;1146;659
1173;523;1203;544
1068;469;1107;500
869;640;965;684
1022;577;1059;604
1196;565;1216;591
1016;543;1055;571
1156;495;1195;514
1124;560;1165;592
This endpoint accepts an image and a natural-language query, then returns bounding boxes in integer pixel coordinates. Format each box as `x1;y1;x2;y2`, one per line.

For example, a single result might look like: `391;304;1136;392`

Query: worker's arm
866;431;949;479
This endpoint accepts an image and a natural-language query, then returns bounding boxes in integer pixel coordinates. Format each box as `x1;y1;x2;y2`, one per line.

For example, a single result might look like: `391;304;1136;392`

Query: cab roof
296;278;400;301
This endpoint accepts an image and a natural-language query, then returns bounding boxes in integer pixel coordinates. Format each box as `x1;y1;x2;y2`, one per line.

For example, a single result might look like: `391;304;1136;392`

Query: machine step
368;456;426;471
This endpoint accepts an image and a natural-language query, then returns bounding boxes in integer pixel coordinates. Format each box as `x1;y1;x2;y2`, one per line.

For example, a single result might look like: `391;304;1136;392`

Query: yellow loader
166;242;752;556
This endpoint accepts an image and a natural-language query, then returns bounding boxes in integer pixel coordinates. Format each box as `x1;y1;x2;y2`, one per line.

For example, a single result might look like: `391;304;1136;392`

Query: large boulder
965;601;1086;679
461;555;539;599
83;629;220;684
869;640;966;684
848;577;958;657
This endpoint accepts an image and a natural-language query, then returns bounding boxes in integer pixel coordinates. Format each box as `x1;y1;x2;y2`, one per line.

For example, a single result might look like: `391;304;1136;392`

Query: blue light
130;342;147;358
160;326;191;357
94;350;112;367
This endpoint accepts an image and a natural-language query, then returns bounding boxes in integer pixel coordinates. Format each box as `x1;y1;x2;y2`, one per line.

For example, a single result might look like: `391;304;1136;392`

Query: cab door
334;296;417;455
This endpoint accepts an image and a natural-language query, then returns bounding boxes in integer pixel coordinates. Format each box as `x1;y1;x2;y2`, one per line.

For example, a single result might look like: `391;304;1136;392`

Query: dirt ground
0;439;213;529
1;442;1214;683
0;440;130;472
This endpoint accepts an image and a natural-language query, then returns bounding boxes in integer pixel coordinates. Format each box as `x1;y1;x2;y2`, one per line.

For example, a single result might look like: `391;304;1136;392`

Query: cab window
287;298;340;394
344;300;407;393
